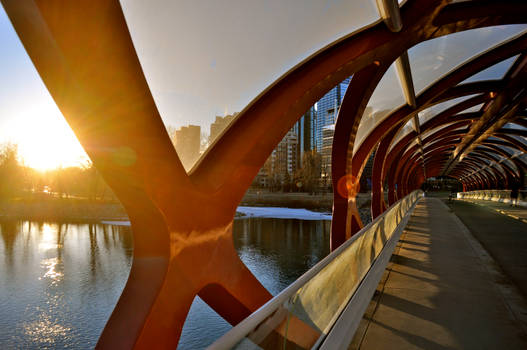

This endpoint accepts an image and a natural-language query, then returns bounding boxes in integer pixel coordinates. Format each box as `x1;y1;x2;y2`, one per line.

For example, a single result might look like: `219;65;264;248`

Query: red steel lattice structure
2;0;526;348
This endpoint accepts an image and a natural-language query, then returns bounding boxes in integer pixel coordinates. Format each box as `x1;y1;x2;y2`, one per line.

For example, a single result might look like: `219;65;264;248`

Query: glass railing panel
212;191;423;350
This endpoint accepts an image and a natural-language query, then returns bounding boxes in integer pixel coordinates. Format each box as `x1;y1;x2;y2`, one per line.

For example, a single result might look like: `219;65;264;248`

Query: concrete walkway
455;197;527;223
352;197;527;350
447;199;527;297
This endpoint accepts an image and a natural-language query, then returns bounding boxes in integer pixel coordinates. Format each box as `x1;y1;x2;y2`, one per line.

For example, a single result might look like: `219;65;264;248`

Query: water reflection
1;217;329;349
234;218;330;294
178;217;330;349
0;220;132;349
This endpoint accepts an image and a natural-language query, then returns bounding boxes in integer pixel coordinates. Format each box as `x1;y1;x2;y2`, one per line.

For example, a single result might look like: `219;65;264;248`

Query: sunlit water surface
0;217;330;349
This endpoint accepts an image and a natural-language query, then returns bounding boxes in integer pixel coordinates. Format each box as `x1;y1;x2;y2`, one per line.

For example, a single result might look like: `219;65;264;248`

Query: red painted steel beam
473;146;523;174
371;128;399;219
398;151;424;198
464;154;506;184
442;63;527;175
480;144;527;173
435;81;503;105
399;138;462;181
383;121;468;192
392;92;514;191
433;0;527;29
462;168;489;190
331;63;387;250
368;74;512;213
457;149;524;188
388;134;461;200
378;82;508;209
456;158;496;187
470;151;513;187
355;33;527;185
346;3;527;235
512;118;527;129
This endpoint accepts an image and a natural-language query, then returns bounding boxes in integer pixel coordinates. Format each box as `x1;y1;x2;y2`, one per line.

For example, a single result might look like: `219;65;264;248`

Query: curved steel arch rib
351;36;527;229
374;55;527;202
330;0;527;247
354;32;527;176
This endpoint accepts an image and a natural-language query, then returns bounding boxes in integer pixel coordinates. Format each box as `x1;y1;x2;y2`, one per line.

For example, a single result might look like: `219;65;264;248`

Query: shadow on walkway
352;198;527;350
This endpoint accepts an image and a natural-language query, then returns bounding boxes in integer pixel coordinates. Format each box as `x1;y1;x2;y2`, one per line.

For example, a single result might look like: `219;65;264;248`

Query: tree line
0;143;116;202
254;150;327;194
0;141;331;203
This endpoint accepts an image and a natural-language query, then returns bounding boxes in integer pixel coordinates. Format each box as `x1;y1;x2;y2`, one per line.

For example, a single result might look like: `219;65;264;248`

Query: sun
10;104;89;171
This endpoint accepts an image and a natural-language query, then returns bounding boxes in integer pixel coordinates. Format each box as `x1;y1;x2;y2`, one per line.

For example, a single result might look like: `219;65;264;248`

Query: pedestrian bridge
209;192;527;349
2;0;526;348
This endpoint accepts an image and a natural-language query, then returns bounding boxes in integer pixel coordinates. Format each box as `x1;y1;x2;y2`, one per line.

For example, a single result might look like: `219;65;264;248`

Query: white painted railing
208;190;423;350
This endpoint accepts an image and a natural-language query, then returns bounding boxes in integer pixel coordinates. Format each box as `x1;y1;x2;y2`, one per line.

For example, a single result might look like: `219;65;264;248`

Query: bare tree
299;150;322;194
0;143;24;200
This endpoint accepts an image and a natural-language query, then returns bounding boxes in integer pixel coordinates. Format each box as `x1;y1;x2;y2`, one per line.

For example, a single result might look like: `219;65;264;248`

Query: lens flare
337;174;359;199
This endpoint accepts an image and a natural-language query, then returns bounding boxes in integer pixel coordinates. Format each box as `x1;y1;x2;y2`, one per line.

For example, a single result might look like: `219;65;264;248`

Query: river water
0;216;330;349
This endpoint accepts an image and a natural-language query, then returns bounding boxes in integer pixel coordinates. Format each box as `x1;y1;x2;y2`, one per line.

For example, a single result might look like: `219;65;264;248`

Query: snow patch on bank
236;206;332;220
101;207;332;226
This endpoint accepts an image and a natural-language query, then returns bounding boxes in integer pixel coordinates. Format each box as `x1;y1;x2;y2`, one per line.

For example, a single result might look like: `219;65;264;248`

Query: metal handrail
208;190;423;349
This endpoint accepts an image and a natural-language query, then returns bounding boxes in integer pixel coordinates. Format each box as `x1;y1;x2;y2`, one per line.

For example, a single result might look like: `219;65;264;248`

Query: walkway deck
351;197;527;350
449;198;527;297
456;197;527;224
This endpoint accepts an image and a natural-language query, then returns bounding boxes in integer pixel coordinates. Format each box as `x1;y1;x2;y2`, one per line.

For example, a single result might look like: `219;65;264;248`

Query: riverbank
0;198;127;222
240;191;371;211
241;191;372;224
0;192;373;223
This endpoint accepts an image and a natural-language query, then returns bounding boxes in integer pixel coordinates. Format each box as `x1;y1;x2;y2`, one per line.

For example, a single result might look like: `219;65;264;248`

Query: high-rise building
174;125;200;171
209;113;237;145
257;130;299;189
273;130;299;176
321;124;335;181
255;78;349;189
360;150;376;192
293;106;316;163
314;77;351;150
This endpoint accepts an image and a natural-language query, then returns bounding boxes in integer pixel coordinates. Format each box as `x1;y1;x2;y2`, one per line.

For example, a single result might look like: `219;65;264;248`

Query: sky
119;0;379;128
0;1;525;171
0;6;88;170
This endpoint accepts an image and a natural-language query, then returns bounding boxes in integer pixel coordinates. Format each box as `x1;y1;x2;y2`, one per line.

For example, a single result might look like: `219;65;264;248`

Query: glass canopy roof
511;120;527;129
408;25;527;95
351;25;527;160
509;135;527;145
418;94;480;126
353;62;406;154
459;55;519;84
420;125;466;143
461;103;484;114
503;122;527;130
390;119;415;152
119;0;380;170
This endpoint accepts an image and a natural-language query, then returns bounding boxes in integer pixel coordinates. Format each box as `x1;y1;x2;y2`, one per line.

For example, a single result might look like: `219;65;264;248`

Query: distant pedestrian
510;181;519;207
